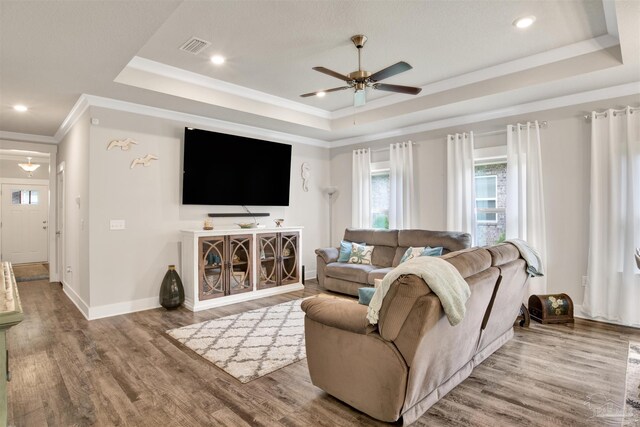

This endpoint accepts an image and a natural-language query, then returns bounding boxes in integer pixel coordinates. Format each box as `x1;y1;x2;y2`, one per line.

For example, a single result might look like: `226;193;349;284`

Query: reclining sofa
302;243;529;425
315;228;471;296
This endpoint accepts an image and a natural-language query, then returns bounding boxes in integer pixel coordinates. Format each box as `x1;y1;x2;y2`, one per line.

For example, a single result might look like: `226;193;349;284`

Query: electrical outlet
582;276;588;287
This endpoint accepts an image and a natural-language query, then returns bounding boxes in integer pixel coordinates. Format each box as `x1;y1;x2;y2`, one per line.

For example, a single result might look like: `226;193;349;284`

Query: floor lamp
324;186;338;246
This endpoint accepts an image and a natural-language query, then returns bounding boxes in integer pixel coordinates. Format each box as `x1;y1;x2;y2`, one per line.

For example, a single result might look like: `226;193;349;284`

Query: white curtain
506;121;547;298
583;107;640;326
352;148;371;228
446;132;476;239
389;142;415;229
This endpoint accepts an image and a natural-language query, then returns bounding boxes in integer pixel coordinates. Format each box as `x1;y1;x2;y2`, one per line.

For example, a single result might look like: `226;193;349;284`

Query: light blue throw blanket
367;256;471;327
505;238;545;277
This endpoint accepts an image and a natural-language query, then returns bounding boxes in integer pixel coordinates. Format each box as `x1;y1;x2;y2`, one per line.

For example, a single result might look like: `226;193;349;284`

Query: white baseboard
61;281;90;320
574;304;640;329
304;269;316;281
88;296;160;320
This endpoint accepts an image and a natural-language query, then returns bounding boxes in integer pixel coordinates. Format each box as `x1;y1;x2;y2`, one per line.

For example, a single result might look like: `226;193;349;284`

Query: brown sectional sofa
302;243;529;425
315;228;471;296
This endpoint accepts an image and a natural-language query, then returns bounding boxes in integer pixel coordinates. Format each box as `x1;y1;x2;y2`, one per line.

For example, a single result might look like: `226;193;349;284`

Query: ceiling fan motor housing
351;35;367;49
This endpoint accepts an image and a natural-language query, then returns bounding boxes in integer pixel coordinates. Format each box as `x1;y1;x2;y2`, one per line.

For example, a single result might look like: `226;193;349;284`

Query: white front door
1;184;49;263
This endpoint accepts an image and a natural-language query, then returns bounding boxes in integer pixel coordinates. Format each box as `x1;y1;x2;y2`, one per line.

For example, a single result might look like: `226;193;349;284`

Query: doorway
56;166;65;283
1;183;49;264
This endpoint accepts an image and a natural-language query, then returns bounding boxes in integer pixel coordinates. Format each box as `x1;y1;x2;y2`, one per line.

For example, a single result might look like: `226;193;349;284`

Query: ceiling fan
300;34;422;107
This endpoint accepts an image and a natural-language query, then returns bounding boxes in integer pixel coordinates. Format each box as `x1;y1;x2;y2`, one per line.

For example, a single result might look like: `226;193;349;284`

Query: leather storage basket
528;293;574;324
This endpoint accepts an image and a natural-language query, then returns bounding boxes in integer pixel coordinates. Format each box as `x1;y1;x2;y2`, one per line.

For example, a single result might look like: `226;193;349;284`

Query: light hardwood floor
8;279;638;426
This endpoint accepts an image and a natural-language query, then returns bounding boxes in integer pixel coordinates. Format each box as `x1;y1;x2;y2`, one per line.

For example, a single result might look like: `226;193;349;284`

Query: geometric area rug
166;299;306;383
625;341;640;425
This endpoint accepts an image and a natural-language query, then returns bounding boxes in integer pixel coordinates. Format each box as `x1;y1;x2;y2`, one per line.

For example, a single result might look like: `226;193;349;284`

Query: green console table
0;263;24;427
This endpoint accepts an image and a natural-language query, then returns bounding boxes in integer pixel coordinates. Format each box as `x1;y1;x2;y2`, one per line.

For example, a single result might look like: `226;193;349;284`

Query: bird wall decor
130;154;159;169
107;138;138;151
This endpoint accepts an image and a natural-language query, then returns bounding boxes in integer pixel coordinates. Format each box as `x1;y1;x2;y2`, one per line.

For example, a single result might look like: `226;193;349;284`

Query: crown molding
83;94;330;148
53;95;90;143
603;0;618;38
126;56;332;120
329;81;640;148
0;131;57;144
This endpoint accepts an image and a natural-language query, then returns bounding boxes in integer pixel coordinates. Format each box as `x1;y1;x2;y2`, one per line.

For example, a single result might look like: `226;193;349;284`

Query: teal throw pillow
358;287;376;306
422;246;443;257
338;240;364;262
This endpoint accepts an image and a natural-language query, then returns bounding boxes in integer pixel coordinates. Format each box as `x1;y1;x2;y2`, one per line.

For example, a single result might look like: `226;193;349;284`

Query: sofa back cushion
486;242;521;267
344;228;398;267
392;230;471;266
378;247;492;342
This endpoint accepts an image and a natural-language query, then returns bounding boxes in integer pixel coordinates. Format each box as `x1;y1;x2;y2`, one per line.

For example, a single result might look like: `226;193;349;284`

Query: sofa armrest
301;297;375;335
315;247;339;264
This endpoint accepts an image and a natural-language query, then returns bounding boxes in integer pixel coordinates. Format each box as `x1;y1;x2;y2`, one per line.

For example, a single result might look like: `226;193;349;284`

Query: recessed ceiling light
13;104;28;112
513;15;536;29
316;91;326;98
210;55;225;65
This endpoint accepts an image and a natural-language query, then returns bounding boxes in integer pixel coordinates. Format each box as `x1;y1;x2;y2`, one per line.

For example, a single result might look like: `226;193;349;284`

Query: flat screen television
182;128;292;206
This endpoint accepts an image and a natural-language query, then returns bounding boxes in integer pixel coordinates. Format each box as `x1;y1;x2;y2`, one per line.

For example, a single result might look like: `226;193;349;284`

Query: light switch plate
110;219;125;230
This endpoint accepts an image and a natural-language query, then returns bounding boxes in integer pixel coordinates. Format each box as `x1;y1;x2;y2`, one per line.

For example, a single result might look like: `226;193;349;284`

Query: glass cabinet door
199;236;226;300
280;232;299;285
228;234;253;295
258;234;278;290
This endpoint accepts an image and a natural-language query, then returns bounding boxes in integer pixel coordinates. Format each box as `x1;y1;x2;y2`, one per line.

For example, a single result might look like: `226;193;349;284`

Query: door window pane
11;190;39;205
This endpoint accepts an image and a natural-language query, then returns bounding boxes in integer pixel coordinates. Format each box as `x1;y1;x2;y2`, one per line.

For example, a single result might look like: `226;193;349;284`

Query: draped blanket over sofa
302;243;529;425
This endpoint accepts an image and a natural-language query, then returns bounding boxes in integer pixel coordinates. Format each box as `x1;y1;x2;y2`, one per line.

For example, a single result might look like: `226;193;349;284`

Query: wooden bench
0;263;24;427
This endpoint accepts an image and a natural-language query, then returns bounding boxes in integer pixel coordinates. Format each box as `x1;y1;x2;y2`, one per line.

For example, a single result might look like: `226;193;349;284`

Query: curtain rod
584;106;640;121
355;141;417;153
470;121;548;138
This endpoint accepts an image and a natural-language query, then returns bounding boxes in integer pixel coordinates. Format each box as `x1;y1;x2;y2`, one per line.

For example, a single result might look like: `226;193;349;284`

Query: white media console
181;226;303;311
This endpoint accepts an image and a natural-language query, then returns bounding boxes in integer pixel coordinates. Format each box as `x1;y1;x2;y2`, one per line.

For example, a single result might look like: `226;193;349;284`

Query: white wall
57;111;91;306
84;107;330;311
329;115;591;304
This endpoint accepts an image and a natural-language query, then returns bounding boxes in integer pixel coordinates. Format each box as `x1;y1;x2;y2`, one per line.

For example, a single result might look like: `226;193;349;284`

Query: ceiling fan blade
373;83;422;95
313;66;352;82
354;90;366;107
369;61;412;82
300;86;351;98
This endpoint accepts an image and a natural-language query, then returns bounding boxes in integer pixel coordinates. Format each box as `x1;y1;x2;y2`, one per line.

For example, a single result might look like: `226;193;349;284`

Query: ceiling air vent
179;37;211;55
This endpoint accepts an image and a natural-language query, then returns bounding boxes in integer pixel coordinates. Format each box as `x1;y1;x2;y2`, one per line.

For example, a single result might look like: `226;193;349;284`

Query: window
474;162;506;246
11;190;39;205
475;175;497;223
370;162;390;229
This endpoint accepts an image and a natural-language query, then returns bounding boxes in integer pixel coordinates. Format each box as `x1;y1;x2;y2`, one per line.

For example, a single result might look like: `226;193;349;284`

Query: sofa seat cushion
326;262;377;283
367;267;393;285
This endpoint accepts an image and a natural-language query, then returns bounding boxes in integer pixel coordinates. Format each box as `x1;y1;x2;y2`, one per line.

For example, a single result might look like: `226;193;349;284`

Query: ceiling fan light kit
301;34;422;106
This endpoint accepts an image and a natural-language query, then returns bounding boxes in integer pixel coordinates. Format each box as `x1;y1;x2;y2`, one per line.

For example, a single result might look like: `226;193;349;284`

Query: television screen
182;128;292;206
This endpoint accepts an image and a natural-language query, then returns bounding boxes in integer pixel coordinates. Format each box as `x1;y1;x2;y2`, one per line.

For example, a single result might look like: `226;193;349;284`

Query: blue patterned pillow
400;247;425;264
422;246;443;257
358;287;376;305
338;240;364;262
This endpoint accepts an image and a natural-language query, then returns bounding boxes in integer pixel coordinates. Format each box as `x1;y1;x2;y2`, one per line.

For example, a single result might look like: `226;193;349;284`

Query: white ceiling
0;0;638;146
